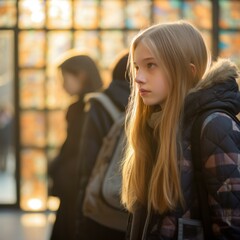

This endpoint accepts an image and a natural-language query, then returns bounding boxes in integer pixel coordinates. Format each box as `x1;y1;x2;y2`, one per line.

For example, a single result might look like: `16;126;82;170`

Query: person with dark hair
49;51;103;240
75;51;130;240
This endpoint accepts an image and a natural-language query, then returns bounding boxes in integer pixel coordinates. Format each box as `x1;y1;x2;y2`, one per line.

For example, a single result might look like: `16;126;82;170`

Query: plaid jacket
126;59;240;240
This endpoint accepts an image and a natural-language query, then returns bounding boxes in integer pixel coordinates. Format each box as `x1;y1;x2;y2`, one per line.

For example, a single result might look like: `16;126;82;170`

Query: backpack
191;109;240;240
82;92;128;231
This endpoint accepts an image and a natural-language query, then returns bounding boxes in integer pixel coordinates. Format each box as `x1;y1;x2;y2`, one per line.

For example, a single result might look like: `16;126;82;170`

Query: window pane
46;68;71;109
100;0;124;29
220;0;240;28
47;0;72;29
19;0;45;29
153;0;180;24
47;148;59;163
126;0;151;29
20;149;47;211
126;30;139;47
74;31;100;61
47;110;66;147
74;0;99;29
0;30;16;204
20;111;46;147
100;31;125;68
0;0;16;27
47;31;72;65
201;30;212;52
19;70;45;109
19;31;45;68
183;0;212;29
219;31;240;67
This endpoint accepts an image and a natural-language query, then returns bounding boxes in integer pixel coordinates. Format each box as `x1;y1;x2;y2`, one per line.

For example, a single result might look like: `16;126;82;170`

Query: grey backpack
82;92;128;231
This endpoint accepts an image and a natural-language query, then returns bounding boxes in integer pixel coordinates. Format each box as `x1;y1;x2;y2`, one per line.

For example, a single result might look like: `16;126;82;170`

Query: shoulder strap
191;110;214;239
84;92;122;122
191;109;239;239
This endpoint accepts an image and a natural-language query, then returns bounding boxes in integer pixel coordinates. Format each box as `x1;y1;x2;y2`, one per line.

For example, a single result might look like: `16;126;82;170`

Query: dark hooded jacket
126;59;240;240
76;78;130;240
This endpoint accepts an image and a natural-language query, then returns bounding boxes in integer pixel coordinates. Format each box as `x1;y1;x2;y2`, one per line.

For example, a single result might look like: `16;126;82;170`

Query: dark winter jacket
49;98;85;197
49;98;85;240
76;79;130;240
126;59;240;240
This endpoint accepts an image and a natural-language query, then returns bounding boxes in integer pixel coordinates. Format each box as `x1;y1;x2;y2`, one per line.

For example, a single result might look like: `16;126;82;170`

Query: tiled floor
0;209;55;240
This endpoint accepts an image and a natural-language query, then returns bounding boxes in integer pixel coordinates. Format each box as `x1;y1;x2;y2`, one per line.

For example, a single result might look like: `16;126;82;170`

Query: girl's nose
135;71;146;84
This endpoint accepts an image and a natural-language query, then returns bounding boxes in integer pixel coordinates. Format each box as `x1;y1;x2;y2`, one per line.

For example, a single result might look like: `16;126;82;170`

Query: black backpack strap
191;110;214;239
191;109;239;239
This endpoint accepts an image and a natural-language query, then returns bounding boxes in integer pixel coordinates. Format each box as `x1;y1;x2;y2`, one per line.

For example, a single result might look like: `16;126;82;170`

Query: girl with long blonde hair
122;21;240;239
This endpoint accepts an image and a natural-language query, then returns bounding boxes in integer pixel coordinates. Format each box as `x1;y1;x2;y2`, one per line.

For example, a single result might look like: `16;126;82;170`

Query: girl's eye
147;63;156;69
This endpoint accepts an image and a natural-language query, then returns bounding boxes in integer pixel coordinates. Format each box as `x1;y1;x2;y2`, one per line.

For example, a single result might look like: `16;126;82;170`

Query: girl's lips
139;89;151;96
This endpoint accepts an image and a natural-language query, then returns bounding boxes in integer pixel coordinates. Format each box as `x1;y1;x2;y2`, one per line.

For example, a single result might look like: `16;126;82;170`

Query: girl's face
133;41;169;107
62;71;85;96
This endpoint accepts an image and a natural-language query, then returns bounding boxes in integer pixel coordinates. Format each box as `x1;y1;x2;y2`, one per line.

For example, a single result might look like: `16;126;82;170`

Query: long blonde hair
122;21;211;213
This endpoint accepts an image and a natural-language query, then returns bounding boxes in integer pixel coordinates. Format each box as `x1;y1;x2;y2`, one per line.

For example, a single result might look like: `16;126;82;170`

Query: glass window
219;31;240;67
201;30;212;52
126;30;139;46
47;148;59;163
47;31;72;66
74;31;100;61
20;111;46;147
126;0;151;29
19;31;45;68
47;110;66;147
0;30;16;204
153;0;180;23
47;0;72;29
20;149;47;211
220;0;240;28
74;0;99;29
19;70;45;109
183;0;212;29
100;0;124;29
0;0;16;27
19;0;45;29
1;0;239;211
46;68;71;109
100;31;125;68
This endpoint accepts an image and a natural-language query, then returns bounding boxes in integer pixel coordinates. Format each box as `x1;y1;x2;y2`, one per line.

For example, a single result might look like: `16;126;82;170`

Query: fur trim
192;58;240;92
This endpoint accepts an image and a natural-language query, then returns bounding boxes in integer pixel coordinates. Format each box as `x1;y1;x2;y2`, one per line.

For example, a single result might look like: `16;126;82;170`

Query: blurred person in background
49;51;103;240
75;51;130;240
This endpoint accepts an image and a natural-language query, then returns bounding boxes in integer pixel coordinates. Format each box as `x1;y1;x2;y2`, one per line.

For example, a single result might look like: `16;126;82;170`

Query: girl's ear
190;63;196;77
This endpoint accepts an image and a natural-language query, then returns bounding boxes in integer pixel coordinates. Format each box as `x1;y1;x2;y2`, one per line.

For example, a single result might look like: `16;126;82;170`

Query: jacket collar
191;58;239;92
105;79;130;111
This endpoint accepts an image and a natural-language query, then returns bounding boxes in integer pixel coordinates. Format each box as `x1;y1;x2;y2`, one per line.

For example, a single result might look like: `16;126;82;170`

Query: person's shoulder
69;99;84;109
84;92;114;124
66;99;85;119
85;93;109;112
201;112;240;143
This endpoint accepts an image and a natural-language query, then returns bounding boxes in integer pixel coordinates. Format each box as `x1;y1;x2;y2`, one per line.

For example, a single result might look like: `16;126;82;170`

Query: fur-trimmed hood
183;58;240;125
192;58;240;92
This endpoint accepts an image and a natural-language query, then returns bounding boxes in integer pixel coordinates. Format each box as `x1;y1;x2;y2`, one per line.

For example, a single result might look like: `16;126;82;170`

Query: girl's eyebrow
134;57;155;65
142;57;155;61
